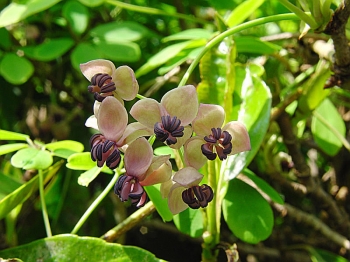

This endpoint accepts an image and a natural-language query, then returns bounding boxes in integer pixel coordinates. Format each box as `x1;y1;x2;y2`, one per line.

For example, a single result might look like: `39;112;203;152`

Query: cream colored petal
169;125;193;150
85;115;99;131
117;122;153;147
184;137;207;170
124;137;153;178
113;66;139;101
161;85;199;126
192;103;225;136
168;184;188;215
160;178;175;198
140;156;172;185
223;121;251;155
97;97;127;141
130;98;164;130
80;59;115;81
173;167;203;187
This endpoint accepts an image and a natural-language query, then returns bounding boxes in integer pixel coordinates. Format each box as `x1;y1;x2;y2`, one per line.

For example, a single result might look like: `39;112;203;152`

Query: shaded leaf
145;184;173;222
70;42;102;70
173;208;203;238
0;53;34;84
235;36;281;54
223;178;274;244
11;148;53;170
94;41;141;62
0;172;22;197
0;234;163;262
62;0;89;35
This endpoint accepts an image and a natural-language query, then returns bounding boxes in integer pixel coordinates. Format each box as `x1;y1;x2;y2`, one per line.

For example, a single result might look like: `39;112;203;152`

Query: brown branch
324;0;350;88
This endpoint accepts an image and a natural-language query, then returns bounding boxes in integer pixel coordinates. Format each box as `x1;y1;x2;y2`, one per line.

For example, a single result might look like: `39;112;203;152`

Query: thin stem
39;169;52;237
71;169;121;234
178;13;300;87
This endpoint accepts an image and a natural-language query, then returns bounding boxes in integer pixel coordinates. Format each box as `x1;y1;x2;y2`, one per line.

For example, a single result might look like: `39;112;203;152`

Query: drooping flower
89;96;152;169
162;167;213;214
80;59;139;115
114;137;172;207
130;85;199;149
184;103;251;170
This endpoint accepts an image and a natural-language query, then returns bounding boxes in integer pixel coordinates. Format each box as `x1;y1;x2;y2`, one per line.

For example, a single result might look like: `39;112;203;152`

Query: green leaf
223;178;274;244
312;98;345;156
0;161;62;220
0;172;23;196
145;184;173;222
0;234;163;262
77;166;102;187
45;140;84;158
162;28;212;42
22;38;74;61
62;0;89;35
0;130;29;141
66;152;113;174
173;208;203;238
11;148;53;170
0;0;61;28
226;0;265;27
242;169;284;205
223;66;272;180
307;247;349;262
235;36;282;54
154;146;175;158
70;42;102;70
0;143;28;156
0;28;11;49
78;0;105;7
94;41;141;62
90;21;149;42
0;53;34;84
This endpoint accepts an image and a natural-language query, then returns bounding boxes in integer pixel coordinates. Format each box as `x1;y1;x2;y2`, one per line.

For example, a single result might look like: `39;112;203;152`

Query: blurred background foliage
1;0;350;261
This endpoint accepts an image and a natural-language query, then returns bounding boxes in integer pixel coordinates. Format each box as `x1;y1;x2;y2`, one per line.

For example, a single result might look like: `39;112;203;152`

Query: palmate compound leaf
11;148;53;170
0;161;62;220
0;53;34;85
0;234;163;262
223;178;274;244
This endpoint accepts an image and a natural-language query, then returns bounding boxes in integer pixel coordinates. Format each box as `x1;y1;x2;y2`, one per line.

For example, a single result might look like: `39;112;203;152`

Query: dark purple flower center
154;115;184;145
90;134;121;169
182;184;214;209
88;73;116;102
114;175;148;207
201;128;232;161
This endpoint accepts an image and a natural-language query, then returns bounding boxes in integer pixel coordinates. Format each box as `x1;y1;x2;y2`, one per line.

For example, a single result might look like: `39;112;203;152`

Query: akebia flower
114;137;172;207
184;103;251;170
130;85;199;149
163;167;213;214
80;59;139;103
89;97;152;169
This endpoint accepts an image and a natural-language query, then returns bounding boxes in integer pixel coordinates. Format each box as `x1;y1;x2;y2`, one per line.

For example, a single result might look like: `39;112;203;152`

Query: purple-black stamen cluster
154;115;184;145
114;175;148;207
88;73;116;102
201;128;232;160
182;184;214;209
90;134;121;169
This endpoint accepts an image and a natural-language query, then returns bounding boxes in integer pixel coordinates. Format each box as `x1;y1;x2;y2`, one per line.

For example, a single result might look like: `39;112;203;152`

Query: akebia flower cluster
80;59;251;215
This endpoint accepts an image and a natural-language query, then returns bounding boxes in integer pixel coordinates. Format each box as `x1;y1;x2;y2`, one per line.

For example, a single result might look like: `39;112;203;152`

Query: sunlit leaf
90;21;149;42
0;234;163;261
45;140;84;158
223;178;274;244
162;28;212;42
0;53;34;84
11;148;53;170
226;0;265;27
77;166;102;187
145;184;173;222
312;98;345;156
0;143;28;156
0;161;62;220
153;146;175;158
0;0;61;28
67;152;113;174
173;208;203;238
94;41;141;62
63;0;89;35
0;130;28;141
78;0;104;7
235;36;281;54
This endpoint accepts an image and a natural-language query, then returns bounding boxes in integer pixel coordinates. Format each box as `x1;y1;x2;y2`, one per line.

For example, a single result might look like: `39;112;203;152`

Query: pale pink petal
117;122;153;147
160;178;174;198
85;115;98;130
113;66;139;101
140;156;172;185
80;59;115;81
97;97;127;141
223;121;251;155
192;104;225;136
161;85;199;125
184;137;207;170
173;167;203;187
168;184;188;214
169;125;193;150
130;98;164;129
124;138;153;178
